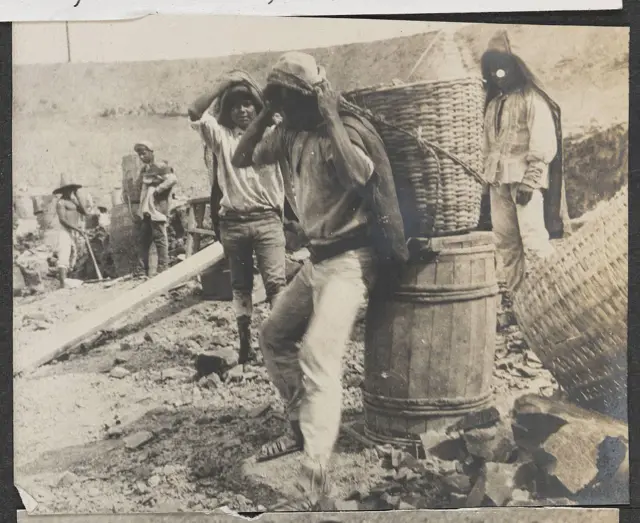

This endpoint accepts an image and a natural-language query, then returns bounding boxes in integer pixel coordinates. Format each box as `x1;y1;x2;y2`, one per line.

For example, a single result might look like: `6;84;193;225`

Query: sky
13;15;463;65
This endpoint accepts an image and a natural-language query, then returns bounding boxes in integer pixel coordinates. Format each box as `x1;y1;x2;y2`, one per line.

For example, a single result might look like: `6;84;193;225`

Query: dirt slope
14;23;627;131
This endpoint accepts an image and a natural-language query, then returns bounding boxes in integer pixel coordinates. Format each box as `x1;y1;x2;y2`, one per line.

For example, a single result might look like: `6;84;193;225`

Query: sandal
256;421;304;463
256;434;303;463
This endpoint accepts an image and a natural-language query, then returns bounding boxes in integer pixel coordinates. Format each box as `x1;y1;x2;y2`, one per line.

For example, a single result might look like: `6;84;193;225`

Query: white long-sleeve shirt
190;112;285;218
483;87;558;189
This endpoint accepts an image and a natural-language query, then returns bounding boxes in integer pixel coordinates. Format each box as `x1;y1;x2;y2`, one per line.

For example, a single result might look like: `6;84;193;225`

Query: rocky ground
14;252;586;516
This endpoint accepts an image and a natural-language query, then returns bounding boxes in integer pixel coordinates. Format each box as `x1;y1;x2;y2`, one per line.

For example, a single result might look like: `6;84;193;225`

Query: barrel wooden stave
122;154;142;204
364;232;499;443
110;204;138;276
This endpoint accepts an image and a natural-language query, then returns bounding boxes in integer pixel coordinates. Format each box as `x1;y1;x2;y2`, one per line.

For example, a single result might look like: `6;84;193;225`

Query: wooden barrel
122;154;142;204
363;231;499;446
14;196;34;219
33;195;58;230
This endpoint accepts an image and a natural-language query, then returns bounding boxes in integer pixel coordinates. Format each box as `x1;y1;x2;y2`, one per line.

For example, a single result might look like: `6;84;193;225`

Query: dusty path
13;276;557;515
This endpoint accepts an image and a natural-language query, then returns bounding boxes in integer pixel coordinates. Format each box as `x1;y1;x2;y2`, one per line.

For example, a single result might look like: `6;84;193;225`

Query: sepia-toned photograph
12;15;629;515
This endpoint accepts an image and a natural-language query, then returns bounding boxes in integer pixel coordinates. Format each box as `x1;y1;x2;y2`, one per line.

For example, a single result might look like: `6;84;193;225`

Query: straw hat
52;173;82;195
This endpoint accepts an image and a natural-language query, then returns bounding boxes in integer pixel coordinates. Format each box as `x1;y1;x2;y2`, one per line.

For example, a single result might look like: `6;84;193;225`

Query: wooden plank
14;242;225;376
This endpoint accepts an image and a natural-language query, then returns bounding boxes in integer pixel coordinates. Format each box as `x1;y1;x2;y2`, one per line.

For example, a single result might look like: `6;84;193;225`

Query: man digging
53;174;88;289
133;141;178;279
188;70;298;365
481;30;570;293
233;52;408;503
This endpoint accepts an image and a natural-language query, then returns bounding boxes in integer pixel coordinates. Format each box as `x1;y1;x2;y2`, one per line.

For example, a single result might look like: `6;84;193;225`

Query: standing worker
481;30;570;294
133;141;178;278
232;52;408;502
53;174;88;289
188;70;298;365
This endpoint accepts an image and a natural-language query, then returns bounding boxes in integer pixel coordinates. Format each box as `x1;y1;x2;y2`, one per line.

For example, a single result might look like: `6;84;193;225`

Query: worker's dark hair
481;50;535;112
218;88;263;129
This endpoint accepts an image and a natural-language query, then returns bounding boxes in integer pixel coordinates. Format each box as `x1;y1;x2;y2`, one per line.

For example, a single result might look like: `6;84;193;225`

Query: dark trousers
135;215;169;276
219;212;287;318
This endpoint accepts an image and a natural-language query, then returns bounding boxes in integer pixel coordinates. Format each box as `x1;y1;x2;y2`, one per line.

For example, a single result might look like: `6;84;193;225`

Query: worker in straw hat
53;174;88;288
233;51;408;503
133;141;177;278
480;30;571;294
188;70;300;365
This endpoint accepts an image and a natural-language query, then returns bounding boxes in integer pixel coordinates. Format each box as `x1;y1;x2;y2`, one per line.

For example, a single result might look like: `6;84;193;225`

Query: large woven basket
512;185;628;418
343;32;485;238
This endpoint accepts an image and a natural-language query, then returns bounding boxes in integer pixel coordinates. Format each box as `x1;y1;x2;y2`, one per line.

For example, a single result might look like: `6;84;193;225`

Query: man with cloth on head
133;141;178;278
481;30;571;294
232;52;408;500
188;70;299;365
53;174;88;288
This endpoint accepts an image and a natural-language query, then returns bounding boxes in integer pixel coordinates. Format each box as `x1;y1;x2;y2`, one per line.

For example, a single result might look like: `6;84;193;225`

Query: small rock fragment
148;475;161;487
135;481;150;494
124;430;154;450
195;348;238;378
120;342;134;351
226;364;245;382
443;473;472;494
198;373;222;389
222;437;242;450
114;353;131;365
248;403;271;418
57;471;79;487
144;332;155;343
87;487;101;497
109;366;131;379
106;426;124;439
398;501;417;510
159;367;189;382
381;493;401;508
484;462;518;506
463;421;517;462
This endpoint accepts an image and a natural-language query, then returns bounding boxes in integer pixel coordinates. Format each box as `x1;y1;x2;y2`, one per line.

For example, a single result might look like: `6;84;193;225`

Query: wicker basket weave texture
512;185;628;412
344;32;485;239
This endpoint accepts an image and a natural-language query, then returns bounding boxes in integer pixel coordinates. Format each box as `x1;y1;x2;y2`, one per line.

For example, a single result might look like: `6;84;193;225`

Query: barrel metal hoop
394;283;500;304
362;389;493;417
362;426;423;448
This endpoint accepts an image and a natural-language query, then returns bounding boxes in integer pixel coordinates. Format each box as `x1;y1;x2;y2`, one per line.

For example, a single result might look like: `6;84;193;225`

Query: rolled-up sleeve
523;92;558;188
253;125;285;166
190;112;222;152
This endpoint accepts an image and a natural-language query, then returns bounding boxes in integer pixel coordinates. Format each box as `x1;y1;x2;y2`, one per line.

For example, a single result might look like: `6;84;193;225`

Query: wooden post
185;205;196;257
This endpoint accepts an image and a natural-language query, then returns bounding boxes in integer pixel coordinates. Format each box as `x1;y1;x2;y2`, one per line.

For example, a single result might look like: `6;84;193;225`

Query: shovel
82;232;103;281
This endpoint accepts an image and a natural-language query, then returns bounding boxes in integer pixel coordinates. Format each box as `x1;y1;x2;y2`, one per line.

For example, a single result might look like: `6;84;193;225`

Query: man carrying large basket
481;30;570;293
232;52;408;504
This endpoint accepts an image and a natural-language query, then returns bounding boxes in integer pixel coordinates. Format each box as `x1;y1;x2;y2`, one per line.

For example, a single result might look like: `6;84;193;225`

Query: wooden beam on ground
14;242;225;377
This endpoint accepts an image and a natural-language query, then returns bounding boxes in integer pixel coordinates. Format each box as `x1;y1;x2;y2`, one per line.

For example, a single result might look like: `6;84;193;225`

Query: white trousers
260;247;377;466
490;184;554;293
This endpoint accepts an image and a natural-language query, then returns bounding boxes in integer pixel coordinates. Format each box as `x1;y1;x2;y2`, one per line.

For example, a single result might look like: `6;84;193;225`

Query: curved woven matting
512;185;628;416
344;77;485;238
